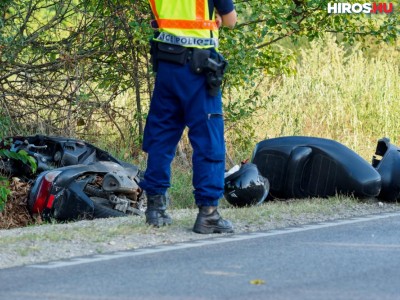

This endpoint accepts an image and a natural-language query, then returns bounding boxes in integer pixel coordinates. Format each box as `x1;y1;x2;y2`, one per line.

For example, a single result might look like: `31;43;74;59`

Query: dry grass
250;35;400;161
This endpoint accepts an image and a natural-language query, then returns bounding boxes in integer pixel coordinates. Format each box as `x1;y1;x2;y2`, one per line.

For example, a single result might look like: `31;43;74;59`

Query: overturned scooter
0;135;146;221
28;161;146;221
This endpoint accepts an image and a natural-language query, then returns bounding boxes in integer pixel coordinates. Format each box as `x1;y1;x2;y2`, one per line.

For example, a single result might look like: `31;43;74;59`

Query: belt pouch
157;43;188;65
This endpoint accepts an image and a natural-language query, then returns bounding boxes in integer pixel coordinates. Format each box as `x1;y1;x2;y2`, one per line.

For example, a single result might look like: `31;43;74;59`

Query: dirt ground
0;178;38;229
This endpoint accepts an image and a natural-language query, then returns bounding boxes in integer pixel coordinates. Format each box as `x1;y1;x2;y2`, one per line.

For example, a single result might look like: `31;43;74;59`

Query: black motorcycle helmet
224;163;270;207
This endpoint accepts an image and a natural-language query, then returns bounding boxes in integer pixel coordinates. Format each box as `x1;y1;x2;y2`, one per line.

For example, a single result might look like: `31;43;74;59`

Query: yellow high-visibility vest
149;0;218;48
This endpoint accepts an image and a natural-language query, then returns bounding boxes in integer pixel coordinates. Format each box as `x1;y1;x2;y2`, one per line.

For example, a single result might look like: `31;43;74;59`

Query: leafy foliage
0;145;38;211
0;0;153;145
0;177;10;212
0;149;37;174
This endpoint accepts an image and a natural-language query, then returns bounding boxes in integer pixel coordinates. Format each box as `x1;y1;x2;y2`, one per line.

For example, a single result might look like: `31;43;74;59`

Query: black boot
145;194;172;227
193;206;234;234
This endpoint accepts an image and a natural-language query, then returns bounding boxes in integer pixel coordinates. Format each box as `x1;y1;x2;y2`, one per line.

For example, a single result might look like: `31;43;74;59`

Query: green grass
169;160;196;209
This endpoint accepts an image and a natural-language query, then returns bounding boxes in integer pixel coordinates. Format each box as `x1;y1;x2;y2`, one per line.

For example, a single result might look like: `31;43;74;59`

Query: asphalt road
1;212;400;300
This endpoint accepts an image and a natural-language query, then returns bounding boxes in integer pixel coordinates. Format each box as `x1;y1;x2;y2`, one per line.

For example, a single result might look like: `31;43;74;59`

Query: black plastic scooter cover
251;136;381;199
372;137;400;202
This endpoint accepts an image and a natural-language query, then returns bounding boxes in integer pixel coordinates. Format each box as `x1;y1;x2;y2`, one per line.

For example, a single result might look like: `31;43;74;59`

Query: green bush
0;177;10;212
0;148;37;212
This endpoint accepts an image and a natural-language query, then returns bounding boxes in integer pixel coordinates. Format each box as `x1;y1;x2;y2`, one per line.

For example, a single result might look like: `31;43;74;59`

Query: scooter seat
251;136;381;199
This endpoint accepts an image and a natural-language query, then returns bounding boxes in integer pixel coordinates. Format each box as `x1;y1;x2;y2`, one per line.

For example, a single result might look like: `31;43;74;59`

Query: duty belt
150;41;227;96
155;32;219;48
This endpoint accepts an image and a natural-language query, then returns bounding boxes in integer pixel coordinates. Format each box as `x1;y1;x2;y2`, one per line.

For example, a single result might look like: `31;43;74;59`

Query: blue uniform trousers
140;60;225;207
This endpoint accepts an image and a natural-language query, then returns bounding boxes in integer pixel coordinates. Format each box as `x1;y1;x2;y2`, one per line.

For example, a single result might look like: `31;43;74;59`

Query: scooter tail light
32;171;62;214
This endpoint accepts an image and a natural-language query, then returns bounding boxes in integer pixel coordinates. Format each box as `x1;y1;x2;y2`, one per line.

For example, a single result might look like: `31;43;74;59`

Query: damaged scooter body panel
251;136;382;199
28;161;141;221
55;180;95;221
372;137;400;202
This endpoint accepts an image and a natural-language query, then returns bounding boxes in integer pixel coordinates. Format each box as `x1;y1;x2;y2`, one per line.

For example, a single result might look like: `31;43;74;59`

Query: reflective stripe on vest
149;0;218;48
156;19;217;30
156;32;218;47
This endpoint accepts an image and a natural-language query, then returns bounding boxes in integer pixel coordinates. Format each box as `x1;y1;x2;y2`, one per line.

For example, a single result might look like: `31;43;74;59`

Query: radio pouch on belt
157;43;188;65
150;42;189;72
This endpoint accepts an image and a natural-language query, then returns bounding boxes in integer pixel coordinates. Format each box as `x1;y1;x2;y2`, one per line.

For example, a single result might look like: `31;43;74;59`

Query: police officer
140;0;237;234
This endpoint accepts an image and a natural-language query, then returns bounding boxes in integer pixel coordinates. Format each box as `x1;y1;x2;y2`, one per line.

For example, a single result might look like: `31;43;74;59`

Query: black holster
190;49;227;96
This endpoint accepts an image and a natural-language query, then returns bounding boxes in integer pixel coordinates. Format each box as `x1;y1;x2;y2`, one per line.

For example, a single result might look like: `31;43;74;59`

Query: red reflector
46;194;56;209
31;171;61;214
32;178;53;214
